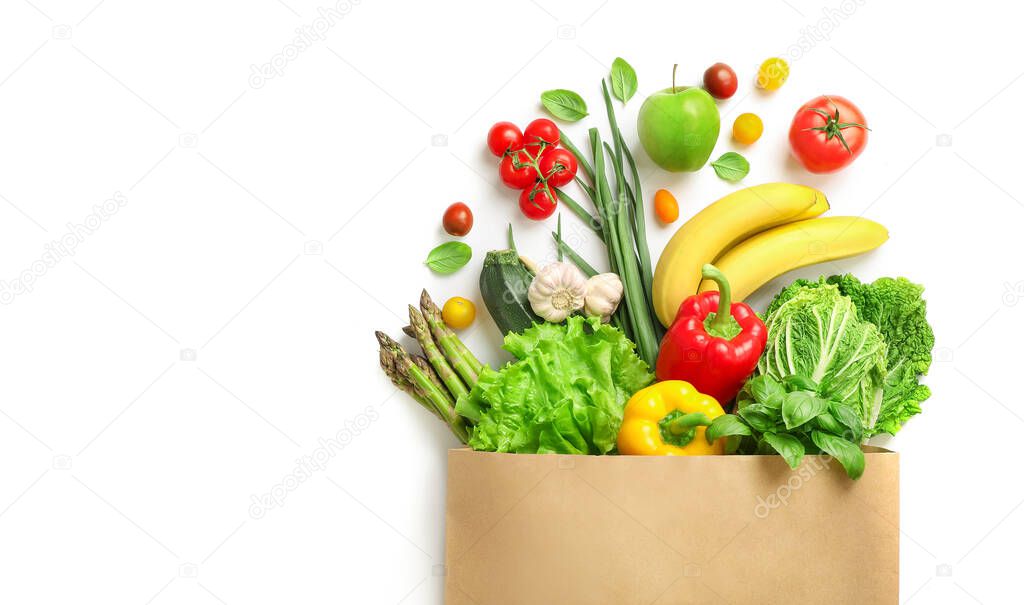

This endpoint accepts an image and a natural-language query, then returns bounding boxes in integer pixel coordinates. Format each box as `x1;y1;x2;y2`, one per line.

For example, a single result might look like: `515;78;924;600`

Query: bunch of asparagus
375;290;485;443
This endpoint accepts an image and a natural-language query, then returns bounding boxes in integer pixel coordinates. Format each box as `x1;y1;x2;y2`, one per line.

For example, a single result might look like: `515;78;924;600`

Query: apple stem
672;64;678;94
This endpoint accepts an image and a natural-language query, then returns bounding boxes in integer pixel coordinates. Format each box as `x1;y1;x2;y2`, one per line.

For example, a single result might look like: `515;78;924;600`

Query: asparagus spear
413;354;449;399
420;290;483;383
409;305;469;399
402;325;416;339
375;331;468;443
379;349;438;418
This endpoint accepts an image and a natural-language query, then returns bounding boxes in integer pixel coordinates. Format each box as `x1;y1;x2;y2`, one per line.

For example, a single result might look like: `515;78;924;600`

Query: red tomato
518;184;557;220
703;63;738;99
499;151;538;189
538;147;578;187
789;95;869;174
523;118;559;150
487;121;524;157
442;202;473;236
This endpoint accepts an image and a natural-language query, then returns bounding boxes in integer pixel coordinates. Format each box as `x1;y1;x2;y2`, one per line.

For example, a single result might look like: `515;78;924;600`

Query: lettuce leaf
456;316;653;454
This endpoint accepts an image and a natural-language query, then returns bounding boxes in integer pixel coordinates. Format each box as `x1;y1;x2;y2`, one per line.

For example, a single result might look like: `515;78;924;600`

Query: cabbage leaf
766;275;934;437
758;285;889;439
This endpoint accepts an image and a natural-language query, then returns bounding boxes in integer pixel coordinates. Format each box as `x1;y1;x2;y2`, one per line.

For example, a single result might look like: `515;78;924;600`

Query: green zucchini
480;249;540;336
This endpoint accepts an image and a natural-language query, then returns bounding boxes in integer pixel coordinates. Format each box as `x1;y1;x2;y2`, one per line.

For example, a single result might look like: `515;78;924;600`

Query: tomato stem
802;99;869;155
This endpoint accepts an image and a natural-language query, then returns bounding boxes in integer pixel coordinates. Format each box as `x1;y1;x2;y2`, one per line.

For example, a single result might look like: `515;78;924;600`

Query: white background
0;0;1020;603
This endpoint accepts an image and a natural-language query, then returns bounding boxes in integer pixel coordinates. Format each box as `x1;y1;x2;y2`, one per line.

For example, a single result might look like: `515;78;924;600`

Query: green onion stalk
555;79;664;367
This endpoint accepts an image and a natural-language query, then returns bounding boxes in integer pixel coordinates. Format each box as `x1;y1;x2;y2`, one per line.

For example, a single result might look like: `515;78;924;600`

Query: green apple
637;85;720;172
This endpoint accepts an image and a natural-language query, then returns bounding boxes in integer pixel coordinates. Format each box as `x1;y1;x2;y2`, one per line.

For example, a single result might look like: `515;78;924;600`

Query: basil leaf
735;388;755;410
705;414;752;444
763;432;805;469
815;412;845;435
541;89;589;122
784;374;819;393
811;431;865;480
737;407;775;433
710;152;750;182
749;375;786;408
424;241;472;275
742;403;778;421
829;401;864;442
610;57;638;104
782;391;829;430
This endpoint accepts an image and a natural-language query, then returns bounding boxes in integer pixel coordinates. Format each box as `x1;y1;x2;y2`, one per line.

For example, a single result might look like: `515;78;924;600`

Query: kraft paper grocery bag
445;447;898;605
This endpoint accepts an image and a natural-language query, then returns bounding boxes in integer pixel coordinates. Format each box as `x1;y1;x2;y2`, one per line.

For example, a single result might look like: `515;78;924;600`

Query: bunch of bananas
652;182;887;326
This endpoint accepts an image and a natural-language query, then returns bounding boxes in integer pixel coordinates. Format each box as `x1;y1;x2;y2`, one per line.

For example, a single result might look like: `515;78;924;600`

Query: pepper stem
702;263;733;334
658;411;711;447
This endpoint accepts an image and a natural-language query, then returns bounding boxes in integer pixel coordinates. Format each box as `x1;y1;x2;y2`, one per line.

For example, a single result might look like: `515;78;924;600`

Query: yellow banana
652;183;829;326
698;216;889;302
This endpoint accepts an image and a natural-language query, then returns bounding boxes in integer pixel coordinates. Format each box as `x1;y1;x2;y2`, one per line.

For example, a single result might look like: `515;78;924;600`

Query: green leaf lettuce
456;316;653;454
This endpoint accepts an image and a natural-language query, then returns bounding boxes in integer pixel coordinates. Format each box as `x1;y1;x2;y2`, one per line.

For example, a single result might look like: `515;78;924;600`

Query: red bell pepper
655;264;767;406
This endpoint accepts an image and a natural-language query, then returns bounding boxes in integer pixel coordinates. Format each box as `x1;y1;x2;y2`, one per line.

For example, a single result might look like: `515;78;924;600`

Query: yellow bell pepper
617;380;726;455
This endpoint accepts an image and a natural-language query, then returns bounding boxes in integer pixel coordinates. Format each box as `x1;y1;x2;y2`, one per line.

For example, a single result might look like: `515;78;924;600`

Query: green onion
551;229;598;277
554;186;601;234
558;129;594;182
553;79;662;367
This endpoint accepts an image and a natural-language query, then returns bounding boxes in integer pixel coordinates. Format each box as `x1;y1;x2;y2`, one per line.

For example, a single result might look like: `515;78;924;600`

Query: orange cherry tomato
653;189;679;224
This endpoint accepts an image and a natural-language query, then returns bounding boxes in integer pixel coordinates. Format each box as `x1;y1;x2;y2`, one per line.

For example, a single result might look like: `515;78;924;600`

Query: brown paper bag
445;448;898;605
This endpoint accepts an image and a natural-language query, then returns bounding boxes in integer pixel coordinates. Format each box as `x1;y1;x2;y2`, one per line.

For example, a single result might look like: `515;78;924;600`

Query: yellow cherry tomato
732;113;764;144
653;189;679;224
756;57;789;90
442;297;476;330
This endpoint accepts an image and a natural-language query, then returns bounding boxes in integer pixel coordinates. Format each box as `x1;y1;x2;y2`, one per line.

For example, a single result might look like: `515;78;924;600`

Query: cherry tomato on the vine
519;184;557;220
499;151;538;189
788;95;868;174
523;118;559;150
487;121;524;157
538;147;577;188
703;63;738;99
442;202;473;236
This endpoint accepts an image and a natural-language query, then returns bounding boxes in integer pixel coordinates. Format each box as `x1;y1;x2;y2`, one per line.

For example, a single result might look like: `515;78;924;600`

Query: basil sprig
706;374;866;479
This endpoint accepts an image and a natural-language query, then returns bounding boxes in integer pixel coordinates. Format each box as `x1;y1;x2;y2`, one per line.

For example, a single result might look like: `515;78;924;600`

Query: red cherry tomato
487;121;524;157
523;118;559;151
442;202;473;236
499;150;538;189
788;95;869;174
518;184;557;220
703;63;738;99
538;147;578;188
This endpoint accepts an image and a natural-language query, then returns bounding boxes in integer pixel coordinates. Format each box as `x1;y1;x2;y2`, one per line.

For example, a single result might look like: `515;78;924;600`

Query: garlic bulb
528;262;587;322
584;273;623;322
